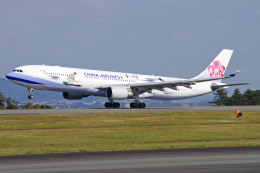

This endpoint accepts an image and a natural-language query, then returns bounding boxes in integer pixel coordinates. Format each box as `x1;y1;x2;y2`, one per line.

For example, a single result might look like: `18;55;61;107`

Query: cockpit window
12;69;23;73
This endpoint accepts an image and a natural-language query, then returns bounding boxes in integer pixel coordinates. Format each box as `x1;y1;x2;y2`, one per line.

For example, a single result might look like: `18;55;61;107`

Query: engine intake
107;86;133;100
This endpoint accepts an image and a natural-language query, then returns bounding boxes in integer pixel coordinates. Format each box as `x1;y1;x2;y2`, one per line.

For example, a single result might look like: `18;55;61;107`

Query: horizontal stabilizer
211;83;251;91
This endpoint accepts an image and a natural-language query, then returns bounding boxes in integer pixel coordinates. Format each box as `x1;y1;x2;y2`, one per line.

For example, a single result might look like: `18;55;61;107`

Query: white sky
0;0;259;91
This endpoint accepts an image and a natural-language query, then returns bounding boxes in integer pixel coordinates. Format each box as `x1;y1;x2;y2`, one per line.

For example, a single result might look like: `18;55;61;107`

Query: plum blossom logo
207;60;225;78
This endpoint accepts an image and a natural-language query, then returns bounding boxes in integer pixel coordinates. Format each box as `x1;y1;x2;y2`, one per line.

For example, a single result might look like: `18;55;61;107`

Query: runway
0;148;260;173
0;106;260;115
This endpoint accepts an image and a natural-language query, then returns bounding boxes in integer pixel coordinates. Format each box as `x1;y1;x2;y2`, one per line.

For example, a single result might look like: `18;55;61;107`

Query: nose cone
5;72;14;80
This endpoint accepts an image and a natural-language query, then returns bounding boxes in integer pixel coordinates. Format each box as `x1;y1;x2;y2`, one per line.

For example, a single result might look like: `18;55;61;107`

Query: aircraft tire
130;102;135;108
28;94;34;99
130;102;146;109
140;102;146;108
105;102;120;109
113;102;120;108
115;102;120;108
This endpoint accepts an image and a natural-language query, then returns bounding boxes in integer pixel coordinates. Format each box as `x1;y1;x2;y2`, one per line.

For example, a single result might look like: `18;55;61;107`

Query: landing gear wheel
114;102;120;108
28;94;34;99
130;102;146;109
104;102;109;108
27;88;34;99
140;102;146;108
104;102;120;109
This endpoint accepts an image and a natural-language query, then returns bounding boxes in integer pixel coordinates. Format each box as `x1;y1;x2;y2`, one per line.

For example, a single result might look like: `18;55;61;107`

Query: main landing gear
28;88;34;99
104;99;146;109
104;100;120;108
130;100;146;109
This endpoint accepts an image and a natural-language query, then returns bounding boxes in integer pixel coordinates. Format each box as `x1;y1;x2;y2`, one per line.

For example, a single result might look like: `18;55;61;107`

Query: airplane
5;49;249;109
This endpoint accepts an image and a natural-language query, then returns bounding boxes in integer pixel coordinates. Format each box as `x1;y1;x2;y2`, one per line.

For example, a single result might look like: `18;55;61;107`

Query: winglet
228;70;241;78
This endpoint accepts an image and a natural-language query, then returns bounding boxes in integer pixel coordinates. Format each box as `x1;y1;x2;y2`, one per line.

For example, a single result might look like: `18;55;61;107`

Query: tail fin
193;49;233;82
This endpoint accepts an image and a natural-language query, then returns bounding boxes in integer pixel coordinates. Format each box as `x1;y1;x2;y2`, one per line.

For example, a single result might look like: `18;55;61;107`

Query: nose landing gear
28;88;34;99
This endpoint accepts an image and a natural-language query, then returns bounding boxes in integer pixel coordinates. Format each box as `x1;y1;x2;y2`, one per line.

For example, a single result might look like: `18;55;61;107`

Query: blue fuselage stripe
6;76;43;85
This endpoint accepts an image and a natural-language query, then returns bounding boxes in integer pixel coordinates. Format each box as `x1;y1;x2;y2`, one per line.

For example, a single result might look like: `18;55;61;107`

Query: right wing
98;70;244;95
128;70;243;95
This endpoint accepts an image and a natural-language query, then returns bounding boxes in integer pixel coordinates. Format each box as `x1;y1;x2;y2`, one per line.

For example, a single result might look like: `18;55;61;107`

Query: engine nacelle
107;86;133;100
62;92;88;100
211;83;226;91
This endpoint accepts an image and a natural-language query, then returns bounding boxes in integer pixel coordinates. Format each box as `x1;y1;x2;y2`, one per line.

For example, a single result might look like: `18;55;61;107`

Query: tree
22;102;52;109
209;89;230;106
230;88;243;105
0;92;6;109
244;89;260;105
22;102;34;109
6;98;19;109
0;92;54;109
243;89;254;105
210;88;260;106
254;90;260;105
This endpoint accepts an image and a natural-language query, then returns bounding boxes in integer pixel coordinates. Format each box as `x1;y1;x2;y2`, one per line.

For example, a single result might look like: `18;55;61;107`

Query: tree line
209;88;260;106
0;92;52;109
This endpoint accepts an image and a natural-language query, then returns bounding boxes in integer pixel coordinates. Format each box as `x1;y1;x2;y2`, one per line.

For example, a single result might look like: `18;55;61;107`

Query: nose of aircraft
5;72;14;80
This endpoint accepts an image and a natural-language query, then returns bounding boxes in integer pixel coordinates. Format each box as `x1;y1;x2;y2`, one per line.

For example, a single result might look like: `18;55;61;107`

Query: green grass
0;111;260;156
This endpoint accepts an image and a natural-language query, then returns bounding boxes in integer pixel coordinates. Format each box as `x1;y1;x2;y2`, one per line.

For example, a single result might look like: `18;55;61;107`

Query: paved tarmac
0;106;260;115
0;148;259;173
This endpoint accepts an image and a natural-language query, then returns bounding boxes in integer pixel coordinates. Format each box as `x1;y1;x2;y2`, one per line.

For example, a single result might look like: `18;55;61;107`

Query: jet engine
107;86;133;100
62;92;88;100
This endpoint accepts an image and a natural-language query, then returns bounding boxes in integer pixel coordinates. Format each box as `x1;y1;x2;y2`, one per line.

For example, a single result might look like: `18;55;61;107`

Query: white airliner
6;49;248;108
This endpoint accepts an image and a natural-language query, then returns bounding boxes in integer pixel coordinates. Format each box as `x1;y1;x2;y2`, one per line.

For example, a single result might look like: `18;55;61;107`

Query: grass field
0;111;260;156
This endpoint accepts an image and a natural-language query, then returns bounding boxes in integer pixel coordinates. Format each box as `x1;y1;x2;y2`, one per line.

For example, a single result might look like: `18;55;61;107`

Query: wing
98;70;244;95
127;70;243;95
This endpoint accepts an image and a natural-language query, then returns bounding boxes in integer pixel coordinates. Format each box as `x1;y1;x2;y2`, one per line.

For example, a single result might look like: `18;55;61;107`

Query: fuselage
6;65;215;100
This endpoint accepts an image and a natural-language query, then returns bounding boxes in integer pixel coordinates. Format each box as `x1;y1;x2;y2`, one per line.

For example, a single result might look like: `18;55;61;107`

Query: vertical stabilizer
193;49;233;82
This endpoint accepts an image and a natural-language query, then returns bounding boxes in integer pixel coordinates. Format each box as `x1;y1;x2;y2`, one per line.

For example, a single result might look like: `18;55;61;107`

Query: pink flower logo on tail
208;60;225;78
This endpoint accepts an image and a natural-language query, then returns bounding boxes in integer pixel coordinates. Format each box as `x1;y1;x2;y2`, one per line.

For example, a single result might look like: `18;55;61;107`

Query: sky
0;0;259;93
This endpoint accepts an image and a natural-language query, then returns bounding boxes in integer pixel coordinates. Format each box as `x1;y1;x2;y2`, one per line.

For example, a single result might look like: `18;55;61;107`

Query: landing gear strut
130;100;146;109
104;100;120;109
28;88;34;99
